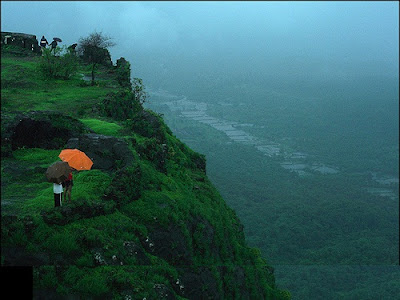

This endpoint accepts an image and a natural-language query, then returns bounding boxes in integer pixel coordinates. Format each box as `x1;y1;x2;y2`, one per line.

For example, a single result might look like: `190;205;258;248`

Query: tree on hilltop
78;31;115;85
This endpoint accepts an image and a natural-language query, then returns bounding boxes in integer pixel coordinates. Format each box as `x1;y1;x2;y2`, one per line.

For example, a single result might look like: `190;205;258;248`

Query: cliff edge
1;34;290;299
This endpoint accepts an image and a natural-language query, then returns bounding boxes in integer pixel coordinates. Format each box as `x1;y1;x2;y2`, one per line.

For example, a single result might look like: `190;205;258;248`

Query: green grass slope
1;44;290;299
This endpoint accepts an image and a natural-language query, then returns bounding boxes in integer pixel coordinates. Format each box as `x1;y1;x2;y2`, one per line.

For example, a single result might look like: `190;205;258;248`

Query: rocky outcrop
116;57;131;88
65;133;135;171
11;118;69;150
2;111;135;172
1;31;41;54
2;111;87;151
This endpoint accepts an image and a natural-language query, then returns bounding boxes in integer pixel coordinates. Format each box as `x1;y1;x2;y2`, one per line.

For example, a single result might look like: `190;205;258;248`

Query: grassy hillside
1;43;289;299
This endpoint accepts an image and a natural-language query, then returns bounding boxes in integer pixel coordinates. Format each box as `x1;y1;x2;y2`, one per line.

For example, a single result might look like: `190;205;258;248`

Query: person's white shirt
53;183;63;194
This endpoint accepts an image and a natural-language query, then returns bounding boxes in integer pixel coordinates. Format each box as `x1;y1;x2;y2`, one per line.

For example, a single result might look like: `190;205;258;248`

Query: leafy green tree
77;31;115;85
131;77;148;104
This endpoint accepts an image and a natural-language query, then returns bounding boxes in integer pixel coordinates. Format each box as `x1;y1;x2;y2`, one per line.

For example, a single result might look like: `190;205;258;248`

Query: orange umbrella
59;149;93;171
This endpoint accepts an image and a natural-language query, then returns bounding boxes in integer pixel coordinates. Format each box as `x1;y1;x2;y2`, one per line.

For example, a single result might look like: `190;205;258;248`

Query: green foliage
166;134;206;173
132;77;148;104
127;109;170;143
13;148;60;166
1;44;39;57
116;57;131;88
73;170;112;202
104;164;143;207
62;266;110;297
99;89;143;120
80;118;122;136
38;47;78;80
43;230;79;255
1;53;112;117
21;169;112;216
134;137;167;173
1;55;39;93
33;266;57;289
75;268;110;297
1;219;28;246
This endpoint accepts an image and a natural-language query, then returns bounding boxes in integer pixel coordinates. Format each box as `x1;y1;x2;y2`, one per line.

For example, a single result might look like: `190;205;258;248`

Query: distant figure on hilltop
50;40;58;54
68;43;78;55
40;35;48;48
40;35;48;55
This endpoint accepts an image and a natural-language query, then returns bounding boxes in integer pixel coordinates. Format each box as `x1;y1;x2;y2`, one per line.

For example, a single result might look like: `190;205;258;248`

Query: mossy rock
65;133;136;172
2;111;88;150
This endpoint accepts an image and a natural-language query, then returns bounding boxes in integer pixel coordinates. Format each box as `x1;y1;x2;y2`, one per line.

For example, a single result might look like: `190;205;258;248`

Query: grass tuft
13;148;61;166
22;169;112;215
80;118;122;136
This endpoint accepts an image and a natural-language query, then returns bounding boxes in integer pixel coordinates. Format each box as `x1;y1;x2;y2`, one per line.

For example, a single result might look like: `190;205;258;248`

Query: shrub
116;57;131;88
80;118;122;136
135;137;168;173
99;89;142;120
43;231;79;255
104;164;143;207
75;269;110;297
127;110;170;144
131;77;148;104
38;47;78;79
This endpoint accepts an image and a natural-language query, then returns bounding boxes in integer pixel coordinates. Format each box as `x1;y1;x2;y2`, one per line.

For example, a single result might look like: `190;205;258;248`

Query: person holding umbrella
68;43;78;55
58;149;93;204
49;40;57;54
46;161;70;207
50;37;62;54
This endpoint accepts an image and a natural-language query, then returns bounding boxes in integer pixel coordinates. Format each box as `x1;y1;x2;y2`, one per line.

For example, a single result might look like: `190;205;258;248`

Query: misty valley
145;73;399;298
146;75;398;206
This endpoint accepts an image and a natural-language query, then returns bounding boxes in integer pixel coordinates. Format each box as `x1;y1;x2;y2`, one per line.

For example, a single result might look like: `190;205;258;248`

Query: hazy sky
1;1;399;88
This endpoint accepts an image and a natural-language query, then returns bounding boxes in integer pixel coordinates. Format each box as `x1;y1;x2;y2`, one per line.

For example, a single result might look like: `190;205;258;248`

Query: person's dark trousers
54;193;62;207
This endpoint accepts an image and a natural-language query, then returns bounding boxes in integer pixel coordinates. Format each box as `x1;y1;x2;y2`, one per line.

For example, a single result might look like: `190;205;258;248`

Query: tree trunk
91;63;96;86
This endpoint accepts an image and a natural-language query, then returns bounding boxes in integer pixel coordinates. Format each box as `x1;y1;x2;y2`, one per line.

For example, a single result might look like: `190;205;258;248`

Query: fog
2;1;399;89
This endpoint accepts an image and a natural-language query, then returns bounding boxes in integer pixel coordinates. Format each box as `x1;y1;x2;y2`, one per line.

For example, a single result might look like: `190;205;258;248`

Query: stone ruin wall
1;31;41;53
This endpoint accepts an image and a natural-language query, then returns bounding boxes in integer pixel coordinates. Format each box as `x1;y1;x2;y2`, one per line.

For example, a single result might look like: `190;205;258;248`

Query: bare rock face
12;118;68;150
3;111;134;172
65;133;135;171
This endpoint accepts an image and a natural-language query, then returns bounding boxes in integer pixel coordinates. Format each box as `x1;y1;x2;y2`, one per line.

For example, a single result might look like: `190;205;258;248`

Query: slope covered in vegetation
1;39;289;299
